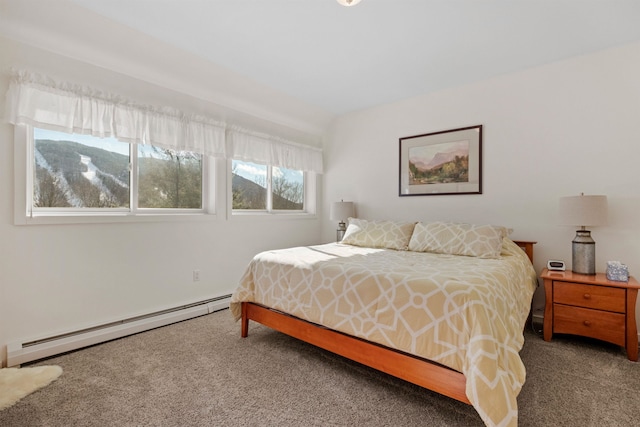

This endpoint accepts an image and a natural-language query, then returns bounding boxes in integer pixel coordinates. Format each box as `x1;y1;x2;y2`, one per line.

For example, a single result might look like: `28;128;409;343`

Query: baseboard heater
7;295;231;367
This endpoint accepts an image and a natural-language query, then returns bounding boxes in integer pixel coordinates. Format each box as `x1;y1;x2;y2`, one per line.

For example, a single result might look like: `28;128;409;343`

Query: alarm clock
547;260;566;271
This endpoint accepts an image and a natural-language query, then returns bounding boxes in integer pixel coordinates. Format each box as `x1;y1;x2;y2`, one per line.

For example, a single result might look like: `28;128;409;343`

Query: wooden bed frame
240;240;536;405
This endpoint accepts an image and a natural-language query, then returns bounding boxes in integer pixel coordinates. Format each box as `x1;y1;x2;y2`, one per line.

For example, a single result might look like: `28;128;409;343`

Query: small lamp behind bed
330;200;354;242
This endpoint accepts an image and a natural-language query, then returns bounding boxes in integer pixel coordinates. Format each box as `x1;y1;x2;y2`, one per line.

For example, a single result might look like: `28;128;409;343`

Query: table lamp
330;200;354;242
559;193;607;275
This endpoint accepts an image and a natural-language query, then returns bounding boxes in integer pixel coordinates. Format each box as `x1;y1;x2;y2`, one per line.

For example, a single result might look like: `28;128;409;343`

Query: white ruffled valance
6;71;227;157
228;127;323;174
6;71;324;172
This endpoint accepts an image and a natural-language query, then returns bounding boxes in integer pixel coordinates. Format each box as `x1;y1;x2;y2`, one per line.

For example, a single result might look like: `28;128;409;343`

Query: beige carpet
0;310;638;426
0;366;63;410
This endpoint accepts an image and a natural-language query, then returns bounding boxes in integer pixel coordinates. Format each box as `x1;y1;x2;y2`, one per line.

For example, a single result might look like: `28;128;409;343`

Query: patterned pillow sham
341;218;416;250
408;221;511;259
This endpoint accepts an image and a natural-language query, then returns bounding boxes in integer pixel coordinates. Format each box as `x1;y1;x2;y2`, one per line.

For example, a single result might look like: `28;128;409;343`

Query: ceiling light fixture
336;0;362;6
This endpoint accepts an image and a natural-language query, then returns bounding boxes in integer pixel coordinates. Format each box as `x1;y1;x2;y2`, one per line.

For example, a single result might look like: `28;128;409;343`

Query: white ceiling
70;0;640;115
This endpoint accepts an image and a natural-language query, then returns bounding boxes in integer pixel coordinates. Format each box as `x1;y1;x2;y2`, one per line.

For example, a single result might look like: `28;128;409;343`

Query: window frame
15;125;217;225
228;159;317;219
14;125;317;225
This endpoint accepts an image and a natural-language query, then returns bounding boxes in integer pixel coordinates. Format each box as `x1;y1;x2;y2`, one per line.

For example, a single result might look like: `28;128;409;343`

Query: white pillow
408;221;511;259
341;218;416;250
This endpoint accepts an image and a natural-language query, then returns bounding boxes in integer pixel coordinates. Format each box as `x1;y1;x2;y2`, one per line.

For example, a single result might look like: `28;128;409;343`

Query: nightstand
541;268;639;361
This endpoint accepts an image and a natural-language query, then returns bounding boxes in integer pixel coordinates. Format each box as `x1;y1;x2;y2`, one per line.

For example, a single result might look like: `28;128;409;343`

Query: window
31;127;205;215
138;145;202;209
232;160;305;212
34;129;131;209
9;72;321;224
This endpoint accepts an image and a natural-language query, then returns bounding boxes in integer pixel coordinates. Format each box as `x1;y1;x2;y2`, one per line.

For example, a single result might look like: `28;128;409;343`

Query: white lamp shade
559;195;608;227
336;0;362;6
330;201;354;221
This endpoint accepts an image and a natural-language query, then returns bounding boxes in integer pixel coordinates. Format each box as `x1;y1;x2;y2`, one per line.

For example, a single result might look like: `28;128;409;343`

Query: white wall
323;41;640;325
0;33;325;366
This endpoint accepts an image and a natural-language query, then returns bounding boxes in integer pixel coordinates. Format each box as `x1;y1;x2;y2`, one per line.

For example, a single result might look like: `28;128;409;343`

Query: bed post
241;302;249;338
513;240;536;263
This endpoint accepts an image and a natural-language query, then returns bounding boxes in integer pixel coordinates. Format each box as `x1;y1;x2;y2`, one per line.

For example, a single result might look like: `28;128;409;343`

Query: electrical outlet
192;270;200;282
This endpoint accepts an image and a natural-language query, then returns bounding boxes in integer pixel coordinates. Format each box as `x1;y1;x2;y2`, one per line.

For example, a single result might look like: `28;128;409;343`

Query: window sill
229;211;317;222
16;212;218;226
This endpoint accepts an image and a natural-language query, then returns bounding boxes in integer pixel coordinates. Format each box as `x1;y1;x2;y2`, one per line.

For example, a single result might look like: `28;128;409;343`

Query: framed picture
399;125;482;196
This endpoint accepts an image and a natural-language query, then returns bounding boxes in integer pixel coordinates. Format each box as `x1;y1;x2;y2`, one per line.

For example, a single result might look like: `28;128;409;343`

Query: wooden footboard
241;301;470;404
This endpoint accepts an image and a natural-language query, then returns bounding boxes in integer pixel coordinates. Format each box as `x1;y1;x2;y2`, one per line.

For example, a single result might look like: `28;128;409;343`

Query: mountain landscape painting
408;140;469;185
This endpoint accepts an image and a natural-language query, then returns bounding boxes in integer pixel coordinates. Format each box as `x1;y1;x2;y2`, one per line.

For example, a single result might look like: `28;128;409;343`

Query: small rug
0;366;63;410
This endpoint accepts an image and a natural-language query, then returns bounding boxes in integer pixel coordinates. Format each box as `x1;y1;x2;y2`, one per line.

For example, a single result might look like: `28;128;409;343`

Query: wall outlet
192;270;200;282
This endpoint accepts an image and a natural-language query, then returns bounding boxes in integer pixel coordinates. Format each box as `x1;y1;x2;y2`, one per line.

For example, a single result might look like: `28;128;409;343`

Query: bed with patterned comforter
230;237;537;427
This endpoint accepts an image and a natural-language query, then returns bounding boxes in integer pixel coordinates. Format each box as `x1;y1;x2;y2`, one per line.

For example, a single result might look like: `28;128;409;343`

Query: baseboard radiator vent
7;295;231;367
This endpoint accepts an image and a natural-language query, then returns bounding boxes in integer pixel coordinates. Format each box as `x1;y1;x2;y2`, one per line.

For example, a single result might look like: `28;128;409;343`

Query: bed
230;220;537;427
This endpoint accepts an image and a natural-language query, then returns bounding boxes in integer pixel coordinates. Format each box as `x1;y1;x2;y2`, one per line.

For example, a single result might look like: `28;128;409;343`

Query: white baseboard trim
7;296;230;367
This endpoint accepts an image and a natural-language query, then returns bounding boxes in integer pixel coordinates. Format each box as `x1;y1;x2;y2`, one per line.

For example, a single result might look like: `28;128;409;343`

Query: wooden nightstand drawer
554;281;625;313
554;304;626;346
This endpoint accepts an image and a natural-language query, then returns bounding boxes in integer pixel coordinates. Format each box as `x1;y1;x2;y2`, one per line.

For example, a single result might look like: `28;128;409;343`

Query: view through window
138;145;202;209
232;160;304;211
33;128;202;211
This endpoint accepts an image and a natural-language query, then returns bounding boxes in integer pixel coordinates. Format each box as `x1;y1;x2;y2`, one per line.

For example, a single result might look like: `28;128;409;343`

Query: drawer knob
583;293;591;299
583;320;591;327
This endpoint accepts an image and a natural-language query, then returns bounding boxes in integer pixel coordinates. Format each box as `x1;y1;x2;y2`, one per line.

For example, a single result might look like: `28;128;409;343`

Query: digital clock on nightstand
547;260;566;271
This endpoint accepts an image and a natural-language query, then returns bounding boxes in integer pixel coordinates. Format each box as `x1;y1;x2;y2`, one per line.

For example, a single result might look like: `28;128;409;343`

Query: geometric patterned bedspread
230;238;537;427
